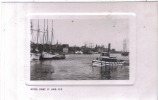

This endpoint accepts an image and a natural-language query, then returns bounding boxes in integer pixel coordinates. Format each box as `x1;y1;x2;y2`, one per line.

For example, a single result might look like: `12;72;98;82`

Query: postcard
25;13;136;85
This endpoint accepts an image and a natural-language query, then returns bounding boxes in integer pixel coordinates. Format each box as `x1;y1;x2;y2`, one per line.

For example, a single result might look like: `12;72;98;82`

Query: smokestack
108;43;111;53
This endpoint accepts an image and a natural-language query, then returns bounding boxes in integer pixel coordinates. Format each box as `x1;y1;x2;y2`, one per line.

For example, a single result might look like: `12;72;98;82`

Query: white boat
92;59;125;67
92;60;106;67
75;51;83;54
92;52;125;67
41;52;56;58
40;52;65;60
30;53;40;60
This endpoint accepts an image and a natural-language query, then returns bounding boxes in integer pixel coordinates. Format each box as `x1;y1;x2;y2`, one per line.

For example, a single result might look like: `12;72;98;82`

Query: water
31;54;129;80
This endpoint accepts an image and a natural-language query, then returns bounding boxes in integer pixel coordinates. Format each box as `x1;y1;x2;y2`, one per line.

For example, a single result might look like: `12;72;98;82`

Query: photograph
1;2;157;100
30;18;130;80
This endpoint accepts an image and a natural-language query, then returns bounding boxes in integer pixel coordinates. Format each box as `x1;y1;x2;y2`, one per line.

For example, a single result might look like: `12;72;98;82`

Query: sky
31;18;129;51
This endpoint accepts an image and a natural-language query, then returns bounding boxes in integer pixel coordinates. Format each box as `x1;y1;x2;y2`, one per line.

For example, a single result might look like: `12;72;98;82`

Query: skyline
31;19;129;51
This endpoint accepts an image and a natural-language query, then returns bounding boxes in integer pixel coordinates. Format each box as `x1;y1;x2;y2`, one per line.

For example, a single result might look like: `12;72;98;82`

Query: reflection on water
31;54;129;80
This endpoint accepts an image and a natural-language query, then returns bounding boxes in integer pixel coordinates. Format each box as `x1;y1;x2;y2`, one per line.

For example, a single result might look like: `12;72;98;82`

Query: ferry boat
92;52;125;67
95;52;117;62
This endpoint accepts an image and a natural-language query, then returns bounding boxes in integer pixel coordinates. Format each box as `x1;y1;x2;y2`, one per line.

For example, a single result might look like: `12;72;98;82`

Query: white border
25;13;136;85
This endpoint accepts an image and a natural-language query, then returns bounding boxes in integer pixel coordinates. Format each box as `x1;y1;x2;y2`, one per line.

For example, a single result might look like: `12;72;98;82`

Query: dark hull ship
121;52;129;56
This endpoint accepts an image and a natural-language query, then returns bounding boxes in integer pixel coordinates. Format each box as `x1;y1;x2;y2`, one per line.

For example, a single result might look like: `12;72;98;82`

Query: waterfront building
62;44;69;54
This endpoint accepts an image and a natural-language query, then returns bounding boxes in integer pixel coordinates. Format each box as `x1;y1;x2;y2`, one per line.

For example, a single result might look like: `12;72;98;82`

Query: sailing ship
40;19;65;60
30;20;40;60
30;19;65;60
121;39;129;56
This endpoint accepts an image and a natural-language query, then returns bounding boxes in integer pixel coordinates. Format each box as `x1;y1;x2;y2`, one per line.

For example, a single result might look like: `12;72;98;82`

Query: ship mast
123;39;127;52
43;19;45;52
51;20;54;45
46;19;49;44
30;20;33;43
37;19;40;44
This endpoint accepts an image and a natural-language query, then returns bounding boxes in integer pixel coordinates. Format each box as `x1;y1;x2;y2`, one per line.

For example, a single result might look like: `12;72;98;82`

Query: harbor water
31;54;129;80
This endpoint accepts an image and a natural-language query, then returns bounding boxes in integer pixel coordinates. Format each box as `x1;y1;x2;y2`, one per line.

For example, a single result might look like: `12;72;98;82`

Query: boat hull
30;53;40;61
121;52;129;56
92;60;125;67
100;57;117;62
39;54;65;60
40;57;65;60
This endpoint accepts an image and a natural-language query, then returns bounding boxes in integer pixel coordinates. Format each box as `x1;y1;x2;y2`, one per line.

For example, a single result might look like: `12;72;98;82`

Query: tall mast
123;39;127;52
47;19;49;44
37;19;40;44
51;20;54;45
30;20;33;43
43;19;45;52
